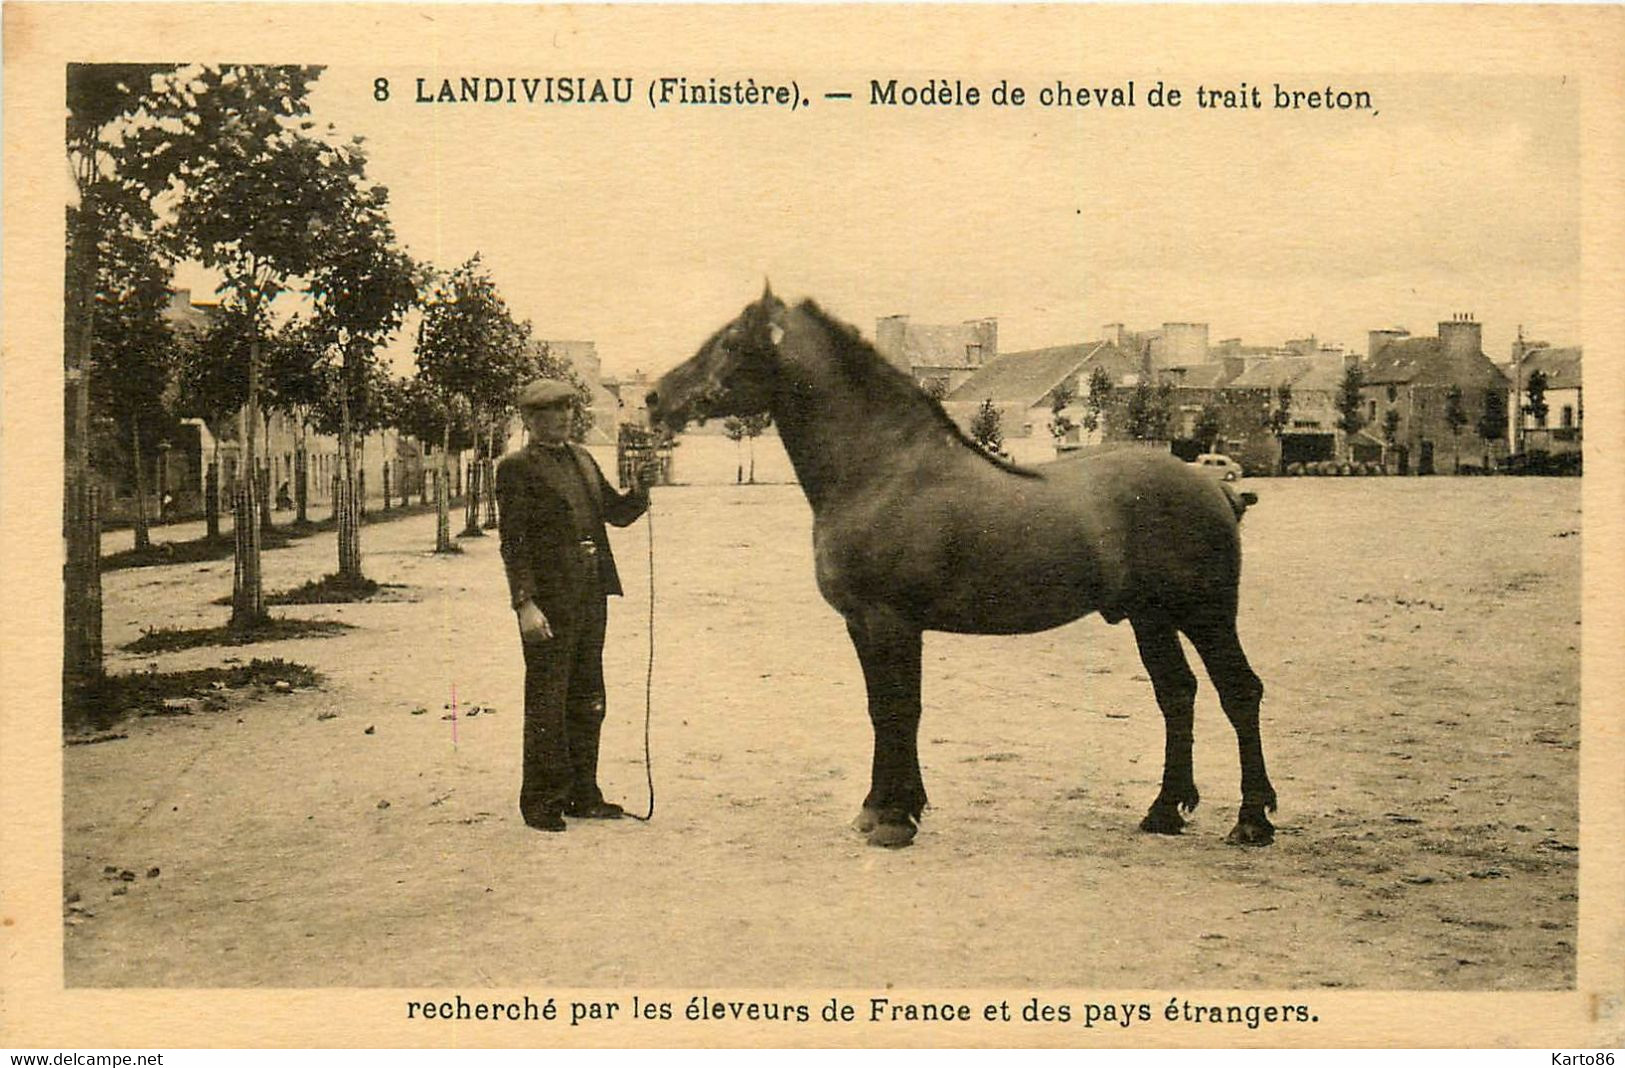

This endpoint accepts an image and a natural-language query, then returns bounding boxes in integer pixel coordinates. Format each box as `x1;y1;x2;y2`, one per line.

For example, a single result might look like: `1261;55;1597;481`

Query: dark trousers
519;567;610;817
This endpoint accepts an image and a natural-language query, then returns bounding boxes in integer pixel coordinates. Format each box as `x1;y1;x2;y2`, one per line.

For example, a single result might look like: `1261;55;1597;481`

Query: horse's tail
1221;481;1259;522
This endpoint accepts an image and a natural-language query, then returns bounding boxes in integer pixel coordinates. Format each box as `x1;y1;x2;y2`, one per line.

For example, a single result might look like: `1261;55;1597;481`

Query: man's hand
517;600;553;643
628;465;652;502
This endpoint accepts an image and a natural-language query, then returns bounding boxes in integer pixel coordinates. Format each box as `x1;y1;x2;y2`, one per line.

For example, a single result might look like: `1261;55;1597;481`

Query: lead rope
626;493;655;822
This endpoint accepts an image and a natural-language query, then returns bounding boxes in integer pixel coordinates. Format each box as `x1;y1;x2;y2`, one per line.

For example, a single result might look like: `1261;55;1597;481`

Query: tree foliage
1523;369;1550;427
1382;407;1401;445
1048;381;1077;442
86;177;181;479
1444;385;1468;438
1192;404;1224;452
1477;389;1507;443
969;399;1004;453
1268;383;1293;438
1336;364;1366;447
1125;380;1174;441
1082;366;1112;436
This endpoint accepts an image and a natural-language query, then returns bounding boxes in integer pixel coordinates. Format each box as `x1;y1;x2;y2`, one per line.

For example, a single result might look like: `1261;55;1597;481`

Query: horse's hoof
1139;806;1186;835
851;807;880;834
1225;818;1275;847
866;818;917;849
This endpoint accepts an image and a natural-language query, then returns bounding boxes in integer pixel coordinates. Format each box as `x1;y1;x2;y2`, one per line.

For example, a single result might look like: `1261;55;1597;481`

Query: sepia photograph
2;1;1621;1050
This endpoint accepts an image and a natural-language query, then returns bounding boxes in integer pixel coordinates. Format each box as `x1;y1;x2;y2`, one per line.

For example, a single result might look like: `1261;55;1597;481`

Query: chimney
968;317;998;365
874;315;910;370
1438;314;1482;365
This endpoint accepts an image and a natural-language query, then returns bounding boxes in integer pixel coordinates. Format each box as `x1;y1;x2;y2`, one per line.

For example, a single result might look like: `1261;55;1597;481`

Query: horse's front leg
845;608;926;848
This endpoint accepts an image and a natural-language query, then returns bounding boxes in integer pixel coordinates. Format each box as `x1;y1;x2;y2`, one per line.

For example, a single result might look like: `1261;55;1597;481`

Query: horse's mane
795;299;1040;478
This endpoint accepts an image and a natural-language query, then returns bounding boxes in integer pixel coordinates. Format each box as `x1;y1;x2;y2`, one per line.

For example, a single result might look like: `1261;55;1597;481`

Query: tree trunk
295;420;309;525
62;473;102;696
382;460;392;511
337;370;363;584
130;423;151;552
230;302;265;631
206;450;221;541
64;196;102;691
259;411;275;536
462;445;483;537
435;421;454;552
748;435;757;484
484;427;499;528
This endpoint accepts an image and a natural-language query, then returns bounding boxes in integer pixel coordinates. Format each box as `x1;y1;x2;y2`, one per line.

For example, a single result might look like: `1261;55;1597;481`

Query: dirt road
65;476;1580;989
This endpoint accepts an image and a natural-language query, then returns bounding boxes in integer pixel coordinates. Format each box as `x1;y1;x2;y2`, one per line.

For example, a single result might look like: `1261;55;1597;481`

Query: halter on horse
648;286;1277;848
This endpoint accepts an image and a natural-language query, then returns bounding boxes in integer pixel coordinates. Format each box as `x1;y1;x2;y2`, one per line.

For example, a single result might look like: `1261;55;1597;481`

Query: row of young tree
65;64;583;693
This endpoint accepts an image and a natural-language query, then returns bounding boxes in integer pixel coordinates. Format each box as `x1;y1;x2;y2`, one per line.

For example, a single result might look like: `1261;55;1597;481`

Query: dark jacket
496;443;648;622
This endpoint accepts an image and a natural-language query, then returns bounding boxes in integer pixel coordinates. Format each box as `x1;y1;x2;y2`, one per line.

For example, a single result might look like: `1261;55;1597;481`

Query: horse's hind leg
1184;613;1277;846
845;609;927;848
1130;613;1201;835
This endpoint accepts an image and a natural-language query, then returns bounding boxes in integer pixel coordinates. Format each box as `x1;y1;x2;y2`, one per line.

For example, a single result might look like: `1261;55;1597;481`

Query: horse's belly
920;565;1106;635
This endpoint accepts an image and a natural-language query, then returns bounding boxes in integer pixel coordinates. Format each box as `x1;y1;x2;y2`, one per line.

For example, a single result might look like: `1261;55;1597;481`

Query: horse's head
648;284;786;432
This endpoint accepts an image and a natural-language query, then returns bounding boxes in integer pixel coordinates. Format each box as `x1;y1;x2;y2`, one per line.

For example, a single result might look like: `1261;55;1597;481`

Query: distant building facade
874;314;999;396
1503;339;1582;457
1360;315;1510;474
148;289;431;522
537;339;619;445
942;339;1140;464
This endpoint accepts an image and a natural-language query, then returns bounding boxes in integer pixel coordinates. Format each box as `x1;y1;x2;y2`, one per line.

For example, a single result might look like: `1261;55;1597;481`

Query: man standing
496;379;649;832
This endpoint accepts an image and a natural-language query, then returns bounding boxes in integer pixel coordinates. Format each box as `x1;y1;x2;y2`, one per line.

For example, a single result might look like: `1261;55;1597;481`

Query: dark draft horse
648;287;1277;848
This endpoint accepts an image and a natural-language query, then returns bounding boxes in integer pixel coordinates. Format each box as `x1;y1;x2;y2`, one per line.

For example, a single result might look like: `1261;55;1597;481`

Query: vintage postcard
2;2;1622;1050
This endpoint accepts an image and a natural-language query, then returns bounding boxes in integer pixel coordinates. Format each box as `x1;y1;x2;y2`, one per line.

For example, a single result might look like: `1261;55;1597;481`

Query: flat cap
517;378;575;410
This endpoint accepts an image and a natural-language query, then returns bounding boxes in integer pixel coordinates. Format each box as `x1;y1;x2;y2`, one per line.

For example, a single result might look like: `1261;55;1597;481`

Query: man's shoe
523;810;567;832
564;800;625;820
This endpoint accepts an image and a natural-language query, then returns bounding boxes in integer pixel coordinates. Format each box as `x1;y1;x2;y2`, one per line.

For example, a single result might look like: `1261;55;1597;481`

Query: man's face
523;403;573;445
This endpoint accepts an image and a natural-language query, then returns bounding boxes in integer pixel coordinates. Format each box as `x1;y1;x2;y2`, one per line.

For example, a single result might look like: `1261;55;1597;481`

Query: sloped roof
1228;354;1345;392
1294;354;1349;392
1364;338;1507;389
1163;363;1236;390
1363;338;1441;384
946;341;1133;406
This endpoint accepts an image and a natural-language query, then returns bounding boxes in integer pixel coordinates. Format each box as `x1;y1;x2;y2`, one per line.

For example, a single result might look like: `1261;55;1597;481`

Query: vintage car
1191;452;1244;482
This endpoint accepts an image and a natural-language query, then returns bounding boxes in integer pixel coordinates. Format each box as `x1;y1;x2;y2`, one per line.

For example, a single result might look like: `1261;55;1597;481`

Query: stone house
1360;315;1511;474
538;339;620;445
942;339;1141;465
1503;341;1582;457
874;314;999;396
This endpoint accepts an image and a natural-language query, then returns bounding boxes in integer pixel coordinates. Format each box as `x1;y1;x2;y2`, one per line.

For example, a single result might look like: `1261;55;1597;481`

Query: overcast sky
175;66;1580;379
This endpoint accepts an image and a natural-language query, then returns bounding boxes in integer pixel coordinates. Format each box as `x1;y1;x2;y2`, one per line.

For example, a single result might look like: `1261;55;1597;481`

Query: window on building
1367;399;1377;422
1386;385;1398;403
1561;405;1574;429
966;343;982;364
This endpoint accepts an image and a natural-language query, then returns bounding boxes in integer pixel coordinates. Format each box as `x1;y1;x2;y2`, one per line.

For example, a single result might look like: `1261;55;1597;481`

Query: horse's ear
759;278;786;313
